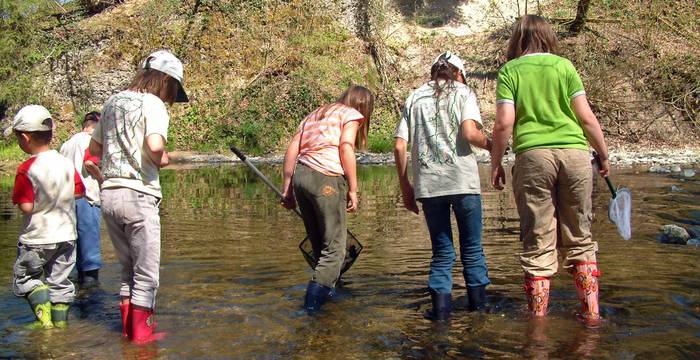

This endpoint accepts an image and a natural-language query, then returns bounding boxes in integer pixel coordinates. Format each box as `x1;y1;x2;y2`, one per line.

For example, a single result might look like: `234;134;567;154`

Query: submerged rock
649;165;672;173
687;226;700;239
658;225;690;244
687;238;700;247
682;169;696;178
670;185;684;192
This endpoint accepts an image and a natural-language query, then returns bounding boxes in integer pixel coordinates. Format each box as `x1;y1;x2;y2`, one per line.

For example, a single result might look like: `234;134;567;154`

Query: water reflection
0;164;698;358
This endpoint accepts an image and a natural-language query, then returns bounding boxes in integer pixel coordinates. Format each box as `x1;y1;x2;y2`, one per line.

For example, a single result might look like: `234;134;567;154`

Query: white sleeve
143;94;170;141
459;88;483;129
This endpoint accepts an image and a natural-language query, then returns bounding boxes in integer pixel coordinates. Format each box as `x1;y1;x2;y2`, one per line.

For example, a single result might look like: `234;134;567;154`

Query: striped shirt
297;103;364;176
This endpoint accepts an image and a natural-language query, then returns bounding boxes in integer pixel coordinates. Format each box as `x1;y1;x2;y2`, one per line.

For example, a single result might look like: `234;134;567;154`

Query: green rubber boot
51;303;70;328
26;285;53;330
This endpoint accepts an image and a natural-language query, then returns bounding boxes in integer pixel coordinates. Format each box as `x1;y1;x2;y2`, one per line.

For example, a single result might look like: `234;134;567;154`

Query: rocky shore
169;147;700;168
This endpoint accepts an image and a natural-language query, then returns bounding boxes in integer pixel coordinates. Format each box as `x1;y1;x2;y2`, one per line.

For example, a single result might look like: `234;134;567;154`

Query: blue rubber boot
303;281;333;313
424;289;452;321
467;285;487;312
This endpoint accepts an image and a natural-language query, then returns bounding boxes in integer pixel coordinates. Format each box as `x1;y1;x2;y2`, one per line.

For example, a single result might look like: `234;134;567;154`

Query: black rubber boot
303;281;332;313
78;269;99;289
467;285;487;312
423;289;452;321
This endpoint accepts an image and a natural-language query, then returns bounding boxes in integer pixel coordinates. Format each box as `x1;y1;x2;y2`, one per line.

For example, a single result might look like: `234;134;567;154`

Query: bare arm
572;95;610;176
394;138;419;214
339;121;360;212
145;134;168;168
18;203;33;214
281;132;301;209
461;120;492;151
490;103;515;190
83;160;104;184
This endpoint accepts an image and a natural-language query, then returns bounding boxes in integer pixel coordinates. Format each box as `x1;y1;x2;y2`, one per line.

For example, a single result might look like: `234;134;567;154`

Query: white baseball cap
12;105;53;133
143;50;189;103
432;51;467;81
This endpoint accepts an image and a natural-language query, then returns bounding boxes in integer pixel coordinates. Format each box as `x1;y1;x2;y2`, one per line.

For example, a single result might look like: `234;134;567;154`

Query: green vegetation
0;0;698;165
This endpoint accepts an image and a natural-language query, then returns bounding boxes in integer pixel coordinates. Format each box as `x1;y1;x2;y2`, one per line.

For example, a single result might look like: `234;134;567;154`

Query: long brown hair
506;15;559;61
128;69;179;105
337;85;374;149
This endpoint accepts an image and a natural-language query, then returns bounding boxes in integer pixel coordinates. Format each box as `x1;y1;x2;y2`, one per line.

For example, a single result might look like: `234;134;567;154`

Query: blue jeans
420;194;490;294
75;197;102;272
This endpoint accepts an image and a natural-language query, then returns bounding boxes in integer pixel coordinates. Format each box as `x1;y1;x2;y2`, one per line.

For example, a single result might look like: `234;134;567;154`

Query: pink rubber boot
130;306;166;345
524;277;550;316
120;302;131;338
572;262;602;326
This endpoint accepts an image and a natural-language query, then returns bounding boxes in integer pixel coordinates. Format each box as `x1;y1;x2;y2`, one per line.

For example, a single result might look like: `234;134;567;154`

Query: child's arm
18;203;33;214
83;148;104;184
572;95;610;176
339;121;360;212
394;138;419;214
490;103;515;190
460;120;492;151
281;132;301;209
145;134;168;168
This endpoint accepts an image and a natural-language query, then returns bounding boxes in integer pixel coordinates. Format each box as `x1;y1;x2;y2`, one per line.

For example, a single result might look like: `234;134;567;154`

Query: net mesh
299;232;363;275
608;187;632;240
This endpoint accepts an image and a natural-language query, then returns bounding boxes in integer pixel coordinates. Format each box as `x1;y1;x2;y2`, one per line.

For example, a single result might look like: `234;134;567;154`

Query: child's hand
491;163;506;190
346;191;358;212
400;183;419;214
281;190;296;209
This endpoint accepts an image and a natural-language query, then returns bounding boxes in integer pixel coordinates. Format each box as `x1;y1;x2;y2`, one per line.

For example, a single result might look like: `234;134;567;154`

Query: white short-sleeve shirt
395;81;483;199
92;91;169;198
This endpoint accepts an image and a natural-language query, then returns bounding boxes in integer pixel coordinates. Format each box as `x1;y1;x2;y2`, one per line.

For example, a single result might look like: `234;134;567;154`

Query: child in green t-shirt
490;15;611;327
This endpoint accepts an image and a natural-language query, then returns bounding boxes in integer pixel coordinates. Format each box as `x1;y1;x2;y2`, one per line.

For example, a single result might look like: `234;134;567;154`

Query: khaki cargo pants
512;148;598;278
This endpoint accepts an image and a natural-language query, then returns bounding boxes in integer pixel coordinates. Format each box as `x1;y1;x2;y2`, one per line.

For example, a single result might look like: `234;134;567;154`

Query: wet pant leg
75;197;102;272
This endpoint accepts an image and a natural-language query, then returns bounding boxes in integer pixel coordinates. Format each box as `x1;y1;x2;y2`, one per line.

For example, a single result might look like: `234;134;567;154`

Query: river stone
683;169;696;178
649;165;671;173
671;165;682;173
658;225;690;244
687;238;700;247
670;185;683;192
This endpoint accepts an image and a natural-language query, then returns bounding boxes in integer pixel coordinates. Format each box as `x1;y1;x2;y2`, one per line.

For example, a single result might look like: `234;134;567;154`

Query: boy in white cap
10;105;85;329
394;51;492;320
88;49;187;344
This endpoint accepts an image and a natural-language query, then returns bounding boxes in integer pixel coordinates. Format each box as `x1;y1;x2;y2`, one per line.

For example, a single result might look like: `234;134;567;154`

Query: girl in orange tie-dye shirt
281;85;374;313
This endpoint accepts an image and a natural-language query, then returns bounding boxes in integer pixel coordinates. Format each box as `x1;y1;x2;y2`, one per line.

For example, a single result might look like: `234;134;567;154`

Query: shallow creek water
0;164;699;359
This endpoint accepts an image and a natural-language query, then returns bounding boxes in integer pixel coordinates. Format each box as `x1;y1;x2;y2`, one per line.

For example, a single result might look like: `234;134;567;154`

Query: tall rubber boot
51;303;69;328
423;289;452;321
572;262;602;326
120;302;131;338
130;307;166;345
524;277;550;317
303;281;333;313
26;285;53;329
78;269;99;289
467;285;487;312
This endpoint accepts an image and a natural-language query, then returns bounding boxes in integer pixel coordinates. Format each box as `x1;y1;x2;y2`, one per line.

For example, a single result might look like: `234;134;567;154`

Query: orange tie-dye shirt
297;103;364;176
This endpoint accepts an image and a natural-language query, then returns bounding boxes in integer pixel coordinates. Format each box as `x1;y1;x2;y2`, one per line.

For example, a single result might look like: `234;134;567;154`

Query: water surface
0;164;698;359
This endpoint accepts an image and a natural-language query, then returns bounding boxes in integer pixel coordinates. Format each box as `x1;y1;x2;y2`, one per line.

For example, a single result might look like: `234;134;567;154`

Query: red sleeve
74;169;86;196
83;147;100;165
12;168;34;205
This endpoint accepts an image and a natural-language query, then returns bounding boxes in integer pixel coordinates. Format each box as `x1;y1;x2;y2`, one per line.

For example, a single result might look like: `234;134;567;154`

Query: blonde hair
506;15;559;61
337;85;374;149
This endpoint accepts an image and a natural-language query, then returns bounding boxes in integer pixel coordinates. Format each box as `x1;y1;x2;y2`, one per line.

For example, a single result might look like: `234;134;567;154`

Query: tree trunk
569;0;591;35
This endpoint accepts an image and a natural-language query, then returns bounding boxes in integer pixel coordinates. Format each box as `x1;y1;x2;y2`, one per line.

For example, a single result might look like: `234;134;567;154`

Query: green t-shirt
496;53;589;154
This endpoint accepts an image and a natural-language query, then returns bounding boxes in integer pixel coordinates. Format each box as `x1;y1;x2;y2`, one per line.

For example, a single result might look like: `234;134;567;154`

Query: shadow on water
0;164;699;358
